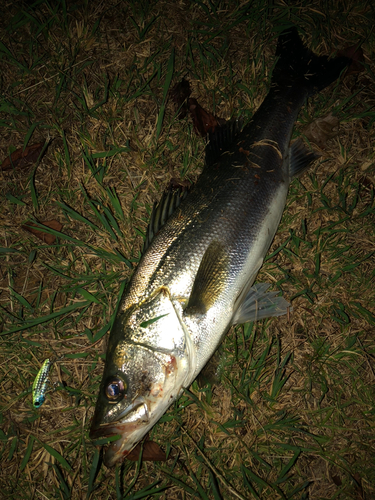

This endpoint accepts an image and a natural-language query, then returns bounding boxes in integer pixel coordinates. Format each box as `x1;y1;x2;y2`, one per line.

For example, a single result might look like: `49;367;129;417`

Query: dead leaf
331;475;342;486
1;143;44;171
338;44;365;76
171;78;226;136
360;160;373;171
303;113;339;149
358;175;373;190
168;177;191;190
126;440;166;462
22;220;63;245
188;97;226;136
170;78;192;119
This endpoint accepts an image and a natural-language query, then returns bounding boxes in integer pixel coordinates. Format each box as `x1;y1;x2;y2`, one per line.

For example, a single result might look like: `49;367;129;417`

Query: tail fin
272;26;350;96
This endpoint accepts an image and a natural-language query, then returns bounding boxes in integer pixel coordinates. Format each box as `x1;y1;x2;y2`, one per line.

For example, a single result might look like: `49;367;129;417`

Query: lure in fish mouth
89;26;349;466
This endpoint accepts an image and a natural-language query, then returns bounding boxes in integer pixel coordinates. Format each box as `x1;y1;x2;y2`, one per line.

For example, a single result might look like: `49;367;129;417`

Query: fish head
90;287;193;466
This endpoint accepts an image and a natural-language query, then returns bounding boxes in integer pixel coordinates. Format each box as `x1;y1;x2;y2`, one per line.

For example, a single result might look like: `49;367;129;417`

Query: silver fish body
90;27;349;466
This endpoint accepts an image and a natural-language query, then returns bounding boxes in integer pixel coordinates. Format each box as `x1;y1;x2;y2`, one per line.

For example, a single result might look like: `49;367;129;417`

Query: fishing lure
32;358;53;408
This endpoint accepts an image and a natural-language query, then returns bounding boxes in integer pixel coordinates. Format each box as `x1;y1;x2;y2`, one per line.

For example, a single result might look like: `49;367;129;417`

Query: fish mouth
90;398;151;467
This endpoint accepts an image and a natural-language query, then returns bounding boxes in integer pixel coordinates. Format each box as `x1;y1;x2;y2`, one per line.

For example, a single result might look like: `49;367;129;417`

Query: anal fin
290;139;320;178
232;283;291;325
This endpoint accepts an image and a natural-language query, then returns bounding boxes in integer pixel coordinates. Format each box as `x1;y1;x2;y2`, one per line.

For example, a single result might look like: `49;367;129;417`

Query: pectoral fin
232;283;291;325
185;241;229;315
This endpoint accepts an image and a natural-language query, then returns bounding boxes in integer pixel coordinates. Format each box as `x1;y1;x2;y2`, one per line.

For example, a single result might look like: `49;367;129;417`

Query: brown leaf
168;177;191;190
331;475;342;486
170;79;226;136
170;78;192;119
188;97;226;136
126;440;166;462
1;143;44;171
358;175;373;190
303;113;339;149
337;44;365;76
22;220;63;245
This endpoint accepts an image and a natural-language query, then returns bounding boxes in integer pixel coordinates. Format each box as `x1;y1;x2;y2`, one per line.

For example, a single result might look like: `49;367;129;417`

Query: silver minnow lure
90;26;349;466
32;358;53;408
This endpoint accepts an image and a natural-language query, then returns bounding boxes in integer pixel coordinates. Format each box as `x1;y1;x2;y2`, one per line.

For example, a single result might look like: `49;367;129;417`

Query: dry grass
1;0;374;499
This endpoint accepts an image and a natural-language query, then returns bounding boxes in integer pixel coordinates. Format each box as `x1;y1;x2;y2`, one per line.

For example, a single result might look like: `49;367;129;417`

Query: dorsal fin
143;187;188;253
205;119;242;167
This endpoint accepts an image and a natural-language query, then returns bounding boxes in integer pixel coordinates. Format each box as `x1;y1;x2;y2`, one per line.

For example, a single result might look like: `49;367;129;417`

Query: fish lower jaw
103;421;153;467
102;412;164;466
102;385;186;466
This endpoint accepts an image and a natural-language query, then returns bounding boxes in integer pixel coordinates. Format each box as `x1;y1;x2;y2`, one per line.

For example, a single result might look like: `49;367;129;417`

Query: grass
1;0;375;498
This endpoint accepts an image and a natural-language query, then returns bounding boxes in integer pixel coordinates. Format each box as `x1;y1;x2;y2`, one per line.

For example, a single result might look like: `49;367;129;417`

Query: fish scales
120;82;308;313
90;26;349;466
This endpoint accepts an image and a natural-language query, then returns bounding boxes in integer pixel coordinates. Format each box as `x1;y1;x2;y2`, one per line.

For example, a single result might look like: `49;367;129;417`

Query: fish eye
104;377;127;403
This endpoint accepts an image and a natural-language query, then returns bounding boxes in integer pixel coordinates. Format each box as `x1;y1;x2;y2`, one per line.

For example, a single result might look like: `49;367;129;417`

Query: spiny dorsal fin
143;187;188;253
185;240;229;315
205;119;242;167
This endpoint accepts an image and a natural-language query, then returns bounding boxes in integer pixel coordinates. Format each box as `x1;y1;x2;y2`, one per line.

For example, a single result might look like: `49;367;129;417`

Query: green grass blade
87;448;100;498
9;287;34;311
23;122;39;148
276;449;301;484
76;287;101;304
208;469;223;500
8;437;18;461
51;463;71;500
42;442;72;471
19;435;35;471
5;193;26;205
2;301;90;335
57;201;100;231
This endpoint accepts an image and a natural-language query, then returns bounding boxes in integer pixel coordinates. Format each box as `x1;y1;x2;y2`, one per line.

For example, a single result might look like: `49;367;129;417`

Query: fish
89;26;349;466
32;358;53;408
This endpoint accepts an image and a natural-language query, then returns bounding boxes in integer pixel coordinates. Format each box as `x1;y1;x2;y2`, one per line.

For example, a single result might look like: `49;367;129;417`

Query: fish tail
272;26;350;96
